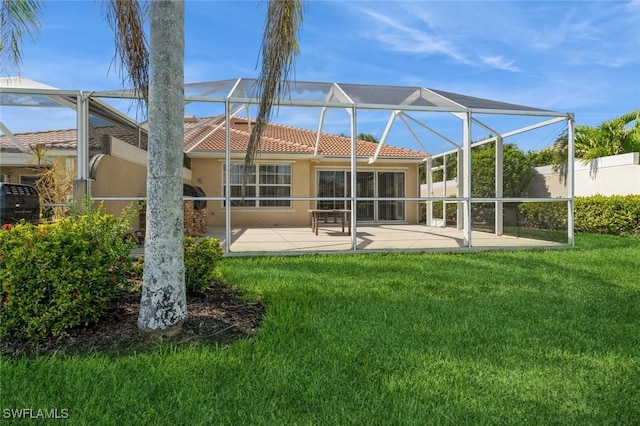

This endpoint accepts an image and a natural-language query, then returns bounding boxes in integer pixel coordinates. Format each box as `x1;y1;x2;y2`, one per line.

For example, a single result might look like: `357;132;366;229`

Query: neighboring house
0;125;153;226
1;116;425;228
0;128;96;186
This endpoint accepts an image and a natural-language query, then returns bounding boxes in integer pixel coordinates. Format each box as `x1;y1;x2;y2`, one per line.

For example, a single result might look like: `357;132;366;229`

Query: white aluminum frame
1;79;575;254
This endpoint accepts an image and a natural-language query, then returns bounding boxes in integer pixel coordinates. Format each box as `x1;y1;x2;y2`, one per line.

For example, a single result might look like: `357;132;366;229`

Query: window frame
223;162;292;208
315;169;406;222
19;174;39;186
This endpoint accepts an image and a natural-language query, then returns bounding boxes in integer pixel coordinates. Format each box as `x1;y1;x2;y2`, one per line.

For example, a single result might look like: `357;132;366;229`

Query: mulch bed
0;284;265;358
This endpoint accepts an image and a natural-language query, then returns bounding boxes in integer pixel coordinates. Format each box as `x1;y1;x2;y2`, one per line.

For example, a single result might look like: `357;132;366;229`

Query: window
0;174;6;183
317;170;405;221
224;163;291;207
20;175;38;186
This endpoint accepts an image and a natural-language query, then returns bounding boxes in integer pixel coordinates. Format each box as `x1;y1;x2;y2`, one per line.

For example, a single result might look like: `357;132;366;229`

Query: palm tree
575;110;640;161
0;0;42;76
127;0;188;334
244;0;303;187
357;133;379;143
4;0;304;334
551;110;640;180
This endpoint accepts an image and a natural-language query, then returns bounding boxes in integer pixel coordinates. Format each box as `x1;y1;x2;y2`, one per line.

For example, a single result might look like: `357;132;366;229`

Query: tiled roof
2;116;425;160
186;117;425;159
0;128;80;153
0;126;147;153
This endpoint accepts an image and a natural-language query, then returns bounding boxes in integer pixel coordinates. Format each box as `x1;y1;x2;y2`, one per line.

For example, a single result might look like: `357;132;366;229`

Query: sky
2;0;639;154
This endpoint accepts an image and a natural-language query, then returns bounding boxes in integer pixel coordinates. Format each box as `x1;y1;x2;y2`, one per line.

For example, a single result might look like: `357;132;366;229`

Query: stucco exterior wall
529;152;640;197
0;165;40;183
0;155;75;185
91;154;147;227
190;156;420;228
421;180;459;198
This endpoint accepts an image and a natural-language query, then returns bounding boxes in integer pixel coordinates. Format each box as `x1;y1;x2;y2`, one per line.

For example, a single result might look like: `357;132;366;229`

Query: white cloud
351;3;536;72
357;7;471;65
480;56;519;72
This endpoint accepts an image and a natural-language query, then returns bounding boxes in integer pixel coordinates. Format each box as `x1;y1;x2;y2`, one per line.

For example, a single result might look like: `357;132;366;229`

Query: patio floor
204;224;566;255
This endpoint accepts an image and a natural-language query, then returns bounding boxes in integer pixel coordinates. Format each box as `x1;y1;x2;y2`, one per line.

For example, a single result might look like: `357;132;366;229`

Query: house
0;116;425;229
2;77;576;251
184;116;425;228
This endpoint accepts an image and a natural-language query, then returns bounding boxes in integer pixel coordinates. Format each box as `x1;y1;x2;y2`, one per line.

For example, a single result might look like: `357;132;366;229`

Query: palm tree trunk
138;0;187;334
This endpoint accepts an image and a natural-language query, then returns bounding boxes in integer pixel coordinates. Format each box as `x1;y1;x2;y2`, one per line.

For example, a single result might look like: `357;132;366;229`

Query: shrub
0;204;136;339
429;200;458;225
518;201;568;230
133;237;224;295
184;237;224;294
518;195;640;237
574;195;640;237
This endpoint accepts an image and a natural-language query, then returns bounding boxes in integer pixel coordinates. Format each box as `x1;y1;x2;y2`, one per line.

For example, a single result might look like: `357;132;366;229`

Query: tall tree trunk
138;0;186;334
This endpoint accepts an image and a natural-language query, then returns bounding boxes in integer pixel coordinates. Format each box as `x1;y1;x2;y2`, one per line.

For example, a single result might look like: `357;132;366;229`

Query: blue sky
3;0;639;154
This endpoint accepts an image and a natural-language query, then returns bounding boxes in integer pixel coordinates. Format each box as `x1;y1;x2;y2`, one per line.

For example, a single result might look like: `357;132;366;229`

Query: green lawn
2;234;639;425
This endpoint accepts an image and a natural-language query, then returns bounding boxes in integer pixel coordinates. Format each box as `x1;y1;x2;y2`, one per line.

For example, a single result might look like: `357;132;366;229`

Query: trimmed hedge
518;201;568;231
0;205;135;339
518;195;640;237
574;195;640;237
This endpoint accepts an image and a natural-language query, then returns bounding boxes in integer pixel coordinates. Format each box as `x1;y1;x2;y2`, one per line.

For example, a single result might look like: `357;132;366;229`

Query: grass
2;233;639;425
502;226;569;243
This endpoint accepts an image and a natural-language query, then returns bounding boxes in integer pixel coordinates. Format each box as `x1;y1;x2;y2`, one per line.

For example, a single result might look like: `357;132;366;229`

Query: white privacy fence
529;152;640;198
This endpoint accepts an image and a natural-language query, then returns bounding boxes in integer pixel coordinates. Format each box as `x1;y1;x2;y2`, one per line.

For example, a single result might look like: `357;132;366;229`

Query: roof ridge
2;115;425;158
0;127;76;137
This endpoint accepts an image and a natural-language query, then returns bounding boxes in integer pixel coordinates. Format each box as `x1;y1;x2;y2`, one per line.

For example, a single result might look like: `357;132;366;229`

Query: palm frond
102;0;149;105
0;0;42;76
243;0;303;191
614;109;640;127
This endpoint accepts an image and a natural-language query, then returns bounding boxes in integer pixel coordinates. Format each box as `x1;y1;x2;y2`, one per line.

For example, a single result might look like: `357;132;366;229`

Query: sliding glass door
317;171;346;210
378;172;405;220
355;172;375;221
316;170;405;222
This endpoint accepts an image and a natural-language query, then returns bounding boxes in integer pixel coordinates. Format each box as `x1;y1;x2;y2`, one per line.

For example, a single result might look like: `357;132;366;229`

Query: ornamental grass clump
0;204;136;339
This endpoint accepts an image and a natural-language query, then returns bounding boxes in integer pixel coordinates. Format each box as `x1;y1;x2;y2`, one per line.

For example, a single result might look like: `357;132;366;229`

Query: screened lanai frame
1;78;575;254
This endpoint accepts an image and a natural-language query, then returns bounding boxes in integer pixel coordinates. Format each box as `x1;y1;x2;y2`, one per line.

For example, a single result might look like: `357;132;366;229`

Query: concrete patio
204;224;566;255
